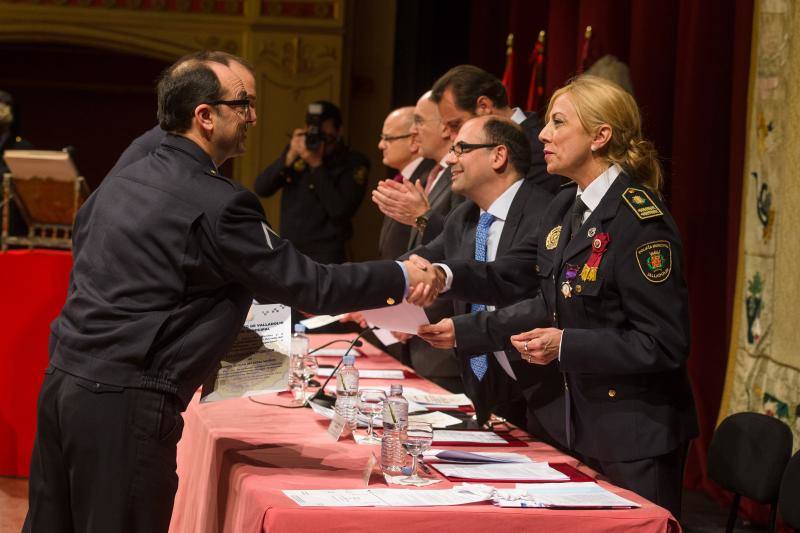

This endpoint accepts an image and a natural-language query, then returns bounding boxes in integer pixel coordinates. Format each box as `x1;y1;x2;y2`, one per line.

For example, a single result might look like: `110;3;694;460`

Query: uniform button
309;184;315;190
386;297;395;305
95;383;101;389
535;265;540;273
575;284;582;293
552;312;557;322
210;169;216;175
608;388;617;398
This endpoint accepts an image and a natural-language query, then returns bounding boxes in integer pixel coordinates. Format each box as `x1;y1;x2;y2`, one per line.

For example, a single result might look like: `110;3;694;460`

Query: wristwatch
414;214;429;232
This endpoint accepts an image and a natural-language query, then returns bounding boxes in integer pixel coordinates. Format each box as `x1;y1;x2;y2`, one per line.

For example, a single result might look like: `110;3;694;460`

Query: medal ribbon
580;233;610;281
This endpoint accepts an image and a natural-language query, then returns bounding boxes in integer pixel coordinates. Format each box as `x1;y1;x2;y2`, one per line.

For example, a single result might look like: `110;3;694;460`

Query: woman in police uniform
507;75;698;519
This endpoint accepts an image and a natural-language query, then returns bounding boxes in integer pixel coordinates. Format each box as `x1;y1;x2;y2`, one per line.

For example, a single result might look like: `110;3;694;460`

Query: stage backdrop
720;0;800;450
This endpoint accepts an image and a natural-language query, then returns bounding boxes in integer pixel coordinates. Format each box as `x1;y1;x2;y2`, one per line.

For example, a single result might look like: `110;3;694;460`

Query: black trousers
24;367;184;533
582;444;688;521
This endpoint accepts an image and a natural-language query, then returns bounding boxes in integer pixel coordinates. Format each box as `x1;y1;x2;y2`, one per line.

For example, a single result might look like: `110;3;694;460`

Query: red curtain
469;0;758;521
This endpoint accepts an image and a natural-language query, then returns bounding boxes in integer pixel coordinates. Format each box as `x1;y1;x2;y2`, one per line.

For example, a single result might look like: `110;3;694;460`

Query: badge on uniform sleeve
636;240;672;283
353;166;367;185
545;225;562;250
622;187;663;220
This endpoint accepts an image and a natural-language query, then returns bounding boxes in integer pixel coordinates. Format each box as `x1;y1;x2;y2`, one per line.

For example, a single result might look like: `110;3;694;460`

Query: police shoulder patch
622;187;663;220
353;165;368;185
636;240;672;283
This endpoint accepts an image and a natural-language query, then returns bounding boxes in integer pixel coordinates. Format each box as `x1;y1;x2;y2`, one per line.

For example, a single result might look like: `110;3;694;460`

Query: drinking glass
301;354;319;402
400;422;433;484
357;389;386;444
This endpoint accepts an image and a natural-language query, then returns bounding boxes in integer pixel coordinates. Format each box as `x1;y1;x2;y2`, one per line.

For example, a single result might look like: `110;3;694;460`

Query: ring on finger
523;340;529;354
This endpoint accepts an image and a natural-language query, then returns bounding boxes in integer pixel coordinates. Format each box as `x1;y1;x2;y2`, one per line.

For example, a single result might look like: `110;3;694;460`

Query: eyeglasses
448;142;500;156
380;133;413;142
204;99;251;118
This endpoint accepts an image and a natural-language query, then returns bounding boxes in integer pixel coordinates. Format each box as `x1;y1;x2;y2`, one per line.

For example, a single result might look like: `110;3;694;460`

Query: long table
169;334;679;533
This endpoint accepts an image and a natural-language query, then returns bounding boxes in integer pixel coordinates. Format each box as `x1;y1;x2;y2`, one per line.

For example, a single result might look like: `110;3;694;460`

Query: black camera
304;102;324;151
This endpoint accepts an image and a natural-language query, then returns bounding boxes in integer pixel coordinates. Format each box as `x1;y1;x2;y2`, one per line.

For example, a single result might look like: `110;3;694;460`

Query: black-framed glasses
380;133;413;142
204;99;251;117
449;141;500;156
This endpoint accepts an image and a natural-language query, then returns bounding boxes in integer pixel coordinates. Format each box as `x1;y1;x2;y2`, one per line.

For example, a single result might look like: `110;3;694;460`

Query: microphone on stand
309;338;363;355
306;327;374;409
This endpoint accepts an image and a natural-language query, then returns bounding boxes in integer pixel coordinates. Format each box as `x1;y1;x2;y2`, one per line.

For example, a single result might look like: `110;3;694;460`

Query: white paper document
408;411;462;429
317;368;405;380
372;327;401;346
299;314;346;330
283;488;492;507
432;462;569;481
311;348;362;357
200;303;290;402
433;430;508;444
406;392;472;407
360;300;430;334
423;450;532;464
495;482;640;508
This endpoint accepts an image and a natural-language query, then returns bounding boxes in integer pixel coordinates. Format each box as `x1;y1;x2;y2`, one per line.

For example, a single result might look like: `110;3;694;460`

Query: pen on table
417;455;432;475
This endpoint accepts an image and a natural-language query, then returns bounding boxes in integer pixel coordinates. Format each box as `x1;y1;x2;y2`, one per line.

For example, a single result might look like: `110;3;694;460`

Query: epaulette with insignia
622;187;663;220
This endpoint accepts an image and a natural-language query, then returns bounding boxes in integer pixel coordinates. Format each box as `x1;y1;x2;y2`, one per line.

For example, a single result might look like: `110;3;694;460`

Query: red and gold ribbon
580;232;610;281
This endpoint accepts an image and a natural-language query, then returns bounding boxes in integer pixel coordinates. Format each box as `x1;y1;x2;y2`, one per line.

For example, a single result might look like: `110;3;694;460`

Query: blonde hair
546;75;663;193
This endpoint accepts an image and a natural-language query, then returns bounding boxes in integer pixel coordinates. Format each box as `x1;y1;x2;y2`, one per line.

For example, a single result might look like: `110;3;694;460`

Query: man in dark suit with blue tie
411;115;560;440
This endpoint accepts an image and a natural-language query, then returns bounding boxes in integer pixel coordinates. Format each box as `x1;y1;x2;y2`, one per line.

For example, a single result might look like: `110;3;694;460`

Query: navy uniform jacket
50;135;404;407
254;145;369;263
108;124;164;176
377;158;436;260
443;172;698;462
520;112;566;196
412;179;560;437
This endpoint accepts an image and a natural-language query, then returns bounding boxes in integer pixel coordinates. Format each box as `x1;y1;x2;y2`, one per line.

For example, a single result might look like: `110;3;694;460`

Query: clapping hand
510;327;562;365
372;179;429;226
417;318;455;349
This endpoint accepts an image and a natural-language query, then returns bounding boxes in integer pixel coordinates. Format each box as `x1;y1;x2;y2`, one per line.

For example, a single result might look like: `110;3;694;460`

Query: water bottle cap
294;324;306;333
390;384;403;395
343;354;355;365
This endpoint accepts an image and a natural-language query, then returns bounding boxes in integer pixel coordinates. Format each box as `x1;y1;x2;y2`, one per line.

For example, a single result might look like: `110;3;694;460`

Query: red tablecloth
0;250;72;477
169;334;680;533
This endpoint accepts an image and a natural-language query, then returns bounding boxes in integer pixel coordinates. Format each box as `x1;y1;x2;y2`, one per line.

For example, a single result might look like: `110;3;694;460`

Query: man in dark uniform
107;51;257;176
430;64;564;195
24;59;437;533
254;101;369;264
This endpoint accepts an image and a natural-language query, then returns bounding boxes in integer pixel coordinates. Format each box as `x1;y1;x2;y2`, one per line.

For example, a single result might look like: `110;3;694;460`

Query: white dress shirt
509;107;528;125
400;156;425;180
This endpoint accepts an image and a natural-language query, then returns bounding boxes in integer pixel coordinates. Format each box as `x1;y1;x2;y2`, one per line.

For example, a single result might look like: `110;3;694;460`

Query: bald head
378;106;417;170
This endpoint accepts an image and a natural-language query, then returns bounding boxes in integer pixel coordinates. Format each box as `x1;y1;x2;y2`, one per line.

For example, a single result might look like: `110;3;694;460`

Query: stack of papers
311;348;363;357
431;462;569;482
433;430;509;445
299;314;346;330
494;482;640;508
423;450;532;464
283;487;492;507
405;392;472;409
316;368;405;380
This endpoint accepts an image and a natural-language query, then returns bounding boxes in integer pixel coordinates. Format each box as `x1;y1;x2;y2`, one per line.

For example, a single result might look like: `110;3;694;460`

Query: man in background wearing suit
375;106;435;260
431;64;563;195
412;116;560;438
370;91;465;390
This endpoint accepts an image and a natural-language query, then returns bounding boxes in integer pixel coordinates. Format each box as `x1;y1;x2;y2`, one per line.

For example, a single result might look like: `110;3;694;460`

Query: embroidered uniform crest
545;225;562;250
636;240;672;283
622;187;663;220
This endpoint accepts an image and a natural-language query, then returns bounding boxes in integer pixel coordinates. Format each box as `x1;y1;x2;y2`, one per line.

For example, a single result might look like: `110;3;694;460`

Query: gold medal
545;225;562;250
561;281;572;298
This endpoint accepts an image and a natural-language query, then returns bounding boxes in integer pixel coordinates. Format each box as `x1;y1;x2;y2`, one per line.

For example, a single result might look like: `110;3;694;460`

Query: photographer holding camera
255;101;369;264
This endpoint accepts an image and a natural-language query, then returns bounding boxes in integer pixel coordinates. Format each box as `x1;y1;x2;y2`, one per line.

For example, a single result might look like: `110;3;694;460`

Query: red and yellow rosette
580;233;610;281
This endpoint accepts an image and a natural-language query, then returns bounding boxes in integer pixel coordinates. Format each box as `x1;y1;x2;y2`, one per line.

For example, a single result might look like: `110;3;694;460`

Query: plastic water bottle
288;324;309;401
335;354;359;431
380;384;408;473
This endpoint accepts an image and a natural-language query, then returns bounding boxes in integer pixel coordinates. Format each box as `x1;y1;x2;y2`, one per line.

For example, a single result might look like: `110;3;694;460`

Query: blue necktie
469;212;495;381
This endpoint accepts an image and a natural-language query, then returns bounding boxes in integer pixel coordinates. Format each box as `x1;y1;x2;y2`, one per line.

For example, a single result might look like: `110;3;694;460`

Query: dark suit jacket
407;166;464;249
519;112;566;196
412;179;558;433
377;158;436;260
443;173;698;462
50;134;405;406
